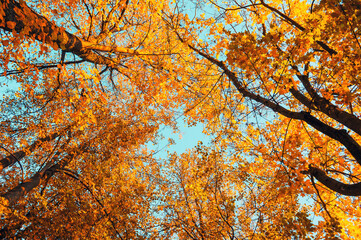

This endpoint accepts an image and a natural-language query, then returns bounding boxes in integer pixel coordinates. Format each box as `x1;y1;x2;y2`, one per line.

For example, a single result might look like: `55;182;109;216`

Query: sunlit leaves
2;0;361;238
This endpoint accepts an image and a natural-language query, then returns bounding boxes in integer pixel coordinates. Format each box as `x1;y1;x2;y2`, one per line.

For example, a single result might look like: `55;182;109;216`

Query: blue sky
148;118;210;159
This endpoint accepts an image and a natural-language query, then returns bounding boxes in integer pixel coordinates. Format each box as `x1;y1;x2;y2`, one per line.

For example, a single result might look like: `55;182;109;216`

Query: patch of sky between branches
147;117;209;159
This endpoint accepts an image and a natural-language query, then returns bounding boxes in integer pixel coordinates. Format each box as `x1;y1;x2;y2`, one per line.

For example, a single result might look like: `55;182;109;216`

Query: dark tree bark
307;166;361;196
2;154;73;205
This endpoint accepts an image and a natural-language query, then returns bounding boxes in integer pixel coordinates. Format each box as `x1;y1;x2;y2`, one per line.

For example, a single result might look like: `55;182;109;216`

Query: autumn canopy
0;0;360;238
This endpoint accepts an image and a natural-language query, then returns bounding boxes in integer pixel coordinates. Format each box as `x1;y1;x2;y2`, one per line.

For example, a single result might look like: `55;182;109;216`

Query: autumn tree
0;0;198;238
162;0;361;237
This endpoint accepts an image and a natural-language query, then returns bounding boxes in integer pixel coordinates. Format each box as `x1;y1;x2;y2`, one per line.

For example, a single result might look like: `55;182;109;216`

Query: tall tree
0;0;196;238
165;0;361;237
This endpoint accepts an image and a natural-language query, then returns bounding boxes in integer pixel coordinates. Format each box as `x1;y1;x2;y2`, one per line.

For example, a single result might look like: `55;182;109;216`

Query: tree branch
300;111;361;166
291;69;361;136
0;0;136;68
304;165;361;196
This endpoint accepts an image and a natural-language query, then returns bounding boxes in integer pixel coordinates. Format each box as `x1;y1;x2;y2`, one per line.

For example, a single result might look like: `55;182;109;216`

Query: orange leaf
6;21;16;29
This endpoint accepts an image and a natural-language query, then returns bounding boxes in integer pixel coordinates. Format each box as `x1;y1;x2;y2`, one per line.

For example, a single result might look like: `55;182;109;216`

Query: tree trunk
2;154;73;205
